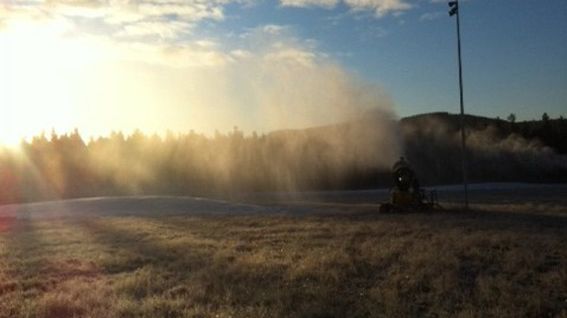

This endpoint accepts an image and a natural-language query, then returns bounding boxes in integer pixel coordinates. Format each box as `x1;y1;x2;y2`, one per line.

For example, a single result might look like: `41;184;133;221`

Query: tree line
401;112;567;185
1;112;566;204
0;122;393;204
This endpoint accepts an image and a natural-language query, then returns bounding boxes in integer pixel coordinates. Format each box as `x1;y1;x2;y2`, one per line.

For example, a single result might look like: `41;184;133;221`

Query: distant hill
401;112;567;154
399;112;567;185
269;111;567;187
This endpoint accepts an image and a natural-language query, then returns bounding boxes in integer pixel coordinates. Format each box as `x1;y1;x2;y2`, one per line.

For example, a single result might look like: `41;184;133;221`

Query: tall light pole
449;0;469;209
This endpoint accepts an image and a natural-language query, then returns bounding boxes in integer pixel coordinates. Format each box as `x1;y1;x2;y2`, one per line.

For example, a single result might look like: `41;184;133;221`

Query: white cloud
0;0;399;141
280;0;413;17
264;46;317;66
261;24;290;35
230;49;252;59
236;24;323;65
1;0;242;39
345;0;412;17
280;0;338;8
1;17;395;139
75;37;233;68
115;20;193;39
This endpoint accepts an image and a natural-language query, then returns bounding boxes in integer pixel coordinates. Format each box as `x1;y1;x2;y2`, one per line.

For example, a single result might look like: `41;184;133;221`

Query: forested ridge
401;112;567;185
1;112;566;204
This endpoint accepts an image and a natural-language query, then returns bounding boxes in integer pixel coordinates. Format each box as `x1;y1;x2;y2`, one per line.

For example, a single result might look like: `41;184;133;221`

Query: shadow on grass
75;216;411;317
314;205;567;235
0;218;49;317
150;216;422;317
76;218;211;274
1;218;105;318
4;218;48;292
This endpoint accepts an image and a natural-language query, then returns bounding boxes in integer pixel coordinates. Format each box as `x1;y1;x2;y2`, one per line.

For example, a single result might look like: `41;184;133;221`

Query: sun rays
0;19;104;146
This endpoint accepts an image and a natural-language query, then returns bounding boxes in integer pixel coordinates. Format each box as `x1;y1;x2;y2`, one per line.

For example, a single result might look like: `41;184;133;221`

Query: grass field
0;199;566;317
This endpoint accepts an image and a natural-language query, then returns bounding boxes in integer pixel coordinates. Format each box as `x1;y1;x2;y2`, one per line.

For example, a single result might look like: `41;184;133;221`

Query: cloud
280;0;339;8
115;20;193;39
212;27;396;133
344;0;412;17
261;24;290;35
236;24;325;65
0;15;397;140
280;0;413;17
1;0;243;40
1;1;400;146
264;46;317;66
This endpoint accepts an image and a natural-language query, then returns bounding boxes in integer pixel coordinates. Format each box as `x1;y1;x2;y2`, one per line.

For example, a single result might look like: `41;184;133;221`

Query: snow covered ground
0;196;278;219
1;183;565;219
249;183;567;205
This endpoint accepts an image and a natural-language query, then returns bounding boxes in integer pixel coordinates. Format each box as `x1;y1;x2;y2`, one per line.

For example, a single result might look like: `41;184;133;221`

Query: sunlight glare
0;19;104;146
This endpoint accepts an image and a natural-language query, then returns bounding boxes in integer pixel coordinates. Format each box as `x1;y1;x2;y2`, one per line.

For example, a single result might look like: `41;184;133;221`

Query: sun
0;19;104;146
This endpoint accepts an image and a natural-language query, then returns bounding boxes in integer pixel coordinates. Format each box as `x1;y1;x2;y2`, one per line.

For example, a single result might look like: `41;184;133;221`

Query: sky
0;0;566;144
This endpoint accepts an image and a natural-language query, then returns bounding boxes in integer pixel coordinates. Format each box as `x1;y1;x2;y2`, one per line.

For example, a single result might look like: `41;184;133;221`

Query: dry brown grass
0;207;566;317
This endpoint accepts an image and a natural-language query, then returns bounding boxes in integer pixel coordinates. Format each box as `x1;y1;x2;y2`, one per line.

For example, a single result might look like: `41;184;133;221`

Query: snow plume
401;114;567;184
0;25;403;202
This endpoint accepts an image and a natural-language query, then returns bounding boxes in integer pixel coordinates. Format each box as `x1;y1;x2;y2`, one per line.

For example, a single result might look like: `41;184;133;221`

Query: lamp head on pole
448;0;458;16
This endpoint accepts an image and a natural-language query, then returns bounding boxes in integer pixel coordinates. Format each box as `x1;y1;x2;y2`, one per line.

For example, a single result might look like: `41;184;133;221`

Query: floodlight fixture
449;1;458;16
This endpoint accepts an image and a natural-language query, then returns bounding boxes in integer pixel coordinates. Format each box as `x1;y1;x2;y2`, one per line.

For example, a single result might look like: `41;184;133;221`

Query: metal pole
455;0;469;209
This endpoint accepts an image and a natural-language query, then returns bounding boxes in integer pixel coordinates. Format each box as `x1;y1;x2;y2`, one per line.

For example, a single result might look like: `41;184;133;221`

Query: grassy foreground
0;209;566;317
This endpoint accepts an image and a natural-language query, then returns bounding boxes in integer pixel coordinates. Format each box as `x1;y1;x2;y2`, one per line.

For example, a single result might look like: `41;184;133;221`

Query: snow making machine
379;157;440;213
